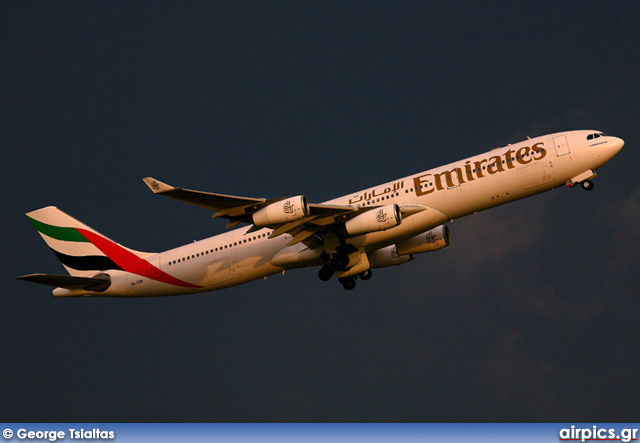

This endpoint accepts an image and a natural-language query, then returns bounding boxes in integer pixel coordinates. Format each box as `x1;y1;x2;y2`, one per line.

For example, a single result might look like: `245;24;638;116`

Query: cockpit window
588;132;609;140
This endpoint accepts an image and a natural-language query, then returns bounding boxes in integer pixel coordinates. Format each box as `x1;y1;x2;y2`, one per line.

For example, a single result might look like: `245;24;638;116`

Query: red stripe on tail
77;229;201;289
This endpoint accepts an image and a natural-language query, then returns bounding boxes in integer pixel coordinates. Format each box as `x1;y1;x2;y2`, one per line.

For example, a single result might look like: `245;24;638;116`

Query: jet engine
345;204;402;235
252;195;310;226
395;225;450;255
368;245;413;269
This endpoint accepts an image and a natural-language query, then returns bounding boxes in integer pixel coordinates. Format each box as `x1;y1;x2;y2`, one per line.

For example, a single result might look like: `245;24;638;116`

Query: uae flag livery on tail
18;206;200;292
25;207;142;275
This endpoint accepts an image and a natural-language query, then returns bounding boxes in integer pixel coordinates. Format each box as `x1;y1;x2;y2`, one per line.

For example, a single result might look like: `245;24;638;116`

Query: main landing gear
317;253;373;291
333;271;371;291
338;276;357;291
318;265;334;281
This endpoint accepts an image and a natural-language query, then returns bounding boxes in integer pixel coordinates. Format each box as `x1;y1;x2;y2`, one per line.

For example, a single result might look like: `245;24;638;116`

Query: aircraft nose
610;136;625;154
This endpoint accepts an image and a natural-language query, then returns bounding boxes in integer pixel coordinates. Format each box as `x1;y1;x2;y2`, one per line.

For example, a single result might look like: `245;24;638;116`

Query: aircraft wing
143;177;364;245
143;177;270;218
144;177;426;247
143;177;428;247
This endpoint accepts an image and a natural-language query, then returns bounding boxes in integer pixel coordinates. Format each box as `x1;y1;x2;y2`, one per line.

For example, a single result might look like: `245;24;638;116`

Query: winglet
143;177;178;194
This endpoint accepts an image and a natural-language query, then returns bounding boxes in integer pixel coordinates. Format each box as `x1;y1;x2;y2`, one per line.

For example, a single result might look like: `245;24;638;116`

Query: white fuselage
84;130;623;297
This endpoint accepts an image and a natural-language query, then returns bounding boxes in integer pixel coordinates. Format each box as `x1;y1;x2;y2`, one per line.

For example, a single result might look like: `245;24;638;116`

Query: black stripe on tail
50;249;123;272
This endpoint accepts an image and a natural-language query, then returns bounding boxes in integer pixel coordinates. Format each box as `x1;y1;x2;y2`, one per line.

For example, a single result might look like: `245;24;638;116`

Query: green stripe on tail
27;216;89;242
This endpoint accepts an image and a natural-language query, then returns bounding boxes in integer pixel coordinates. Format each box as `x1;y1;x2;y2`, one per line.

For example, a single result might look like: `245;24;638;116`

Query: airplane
18;130;624;296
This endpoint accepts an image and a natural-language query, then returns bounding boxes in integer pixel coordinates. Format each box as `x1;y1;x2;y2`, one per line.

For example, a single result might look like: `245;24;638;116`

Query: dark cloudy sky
2;2;639;422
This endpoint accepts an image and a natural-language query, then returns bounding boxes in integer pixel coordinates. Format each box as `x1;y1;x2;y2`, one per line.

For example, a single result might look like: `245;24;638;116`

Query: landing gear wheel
339;277;356;291
318;265;334;281
359;270;373;281
335;254;350;270
581;180;594;191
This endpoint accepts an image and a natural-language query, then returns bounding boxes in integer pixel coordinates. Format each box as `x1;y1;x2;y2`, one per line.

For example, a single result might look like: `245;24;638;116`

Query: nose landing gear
581;180;594;191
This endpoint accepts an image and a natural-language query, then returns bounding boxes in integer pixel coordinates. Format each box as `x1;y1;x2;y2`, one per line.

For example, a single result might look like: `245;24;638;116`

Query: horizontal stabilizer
17;273;111;292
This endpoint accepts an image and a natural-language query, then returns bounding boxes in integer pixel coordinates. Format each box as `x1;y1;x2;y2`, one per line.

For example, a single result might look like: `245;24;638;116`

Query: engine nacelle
396;225;450;255
252;195;310;226
345;204;402;235
368;245;413;269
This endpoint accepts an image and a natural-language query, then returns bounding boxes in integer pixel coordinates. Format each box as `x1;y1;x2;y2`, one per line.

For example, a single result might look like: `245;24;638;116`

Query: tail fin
24;206;153;277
